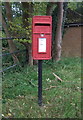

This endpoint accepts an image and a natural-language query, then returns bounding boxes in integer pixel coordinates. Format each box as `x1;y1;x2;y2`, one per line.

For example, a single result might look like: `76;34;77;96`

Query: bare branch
53;73;63;82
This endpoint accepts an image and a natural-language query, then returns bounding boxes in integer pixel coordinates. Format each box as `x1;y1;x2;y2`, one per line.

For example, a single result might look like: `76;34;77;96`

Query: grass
2;57;81;118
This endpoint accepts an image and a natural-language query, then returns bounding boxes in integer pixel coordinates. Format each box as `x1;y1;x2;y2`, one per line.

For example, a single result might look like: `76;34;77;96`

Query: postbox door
32;33;51;60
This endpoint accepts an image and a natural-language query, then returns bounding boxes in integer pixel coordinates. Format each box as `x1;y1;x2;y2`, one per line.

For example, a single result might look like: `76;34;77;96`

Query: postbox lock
41;34;44;37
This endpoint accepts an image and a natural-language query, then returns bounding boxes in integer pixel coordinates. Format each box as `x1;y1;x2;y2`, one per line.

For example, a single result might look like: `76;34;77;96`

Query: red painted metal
32;16;52;60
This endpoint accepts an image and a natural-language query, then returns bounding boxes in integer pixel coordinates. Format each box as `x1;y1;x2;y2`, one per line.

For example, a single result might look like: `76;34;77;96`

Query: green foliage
2;32;8;48
68;2;83;14
34;2;47;15
2;40;26;68
0;31;2;38
8;17;32;43
2;57;81;118
68;2;78;11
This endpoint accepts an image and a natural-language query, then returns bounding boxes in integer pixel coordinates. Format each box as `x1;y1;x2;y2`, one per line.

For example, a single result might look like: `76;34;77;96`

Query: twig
53;73;63;82
2;47;9;51
44;86;57;91
3;63;11;65
29;80;38;87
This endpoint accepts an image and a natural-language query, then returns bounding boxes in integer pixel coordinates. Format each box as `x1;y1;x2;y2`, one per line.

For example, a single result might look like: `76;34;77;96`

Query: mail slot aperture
34;22;51;33
35;23;50;26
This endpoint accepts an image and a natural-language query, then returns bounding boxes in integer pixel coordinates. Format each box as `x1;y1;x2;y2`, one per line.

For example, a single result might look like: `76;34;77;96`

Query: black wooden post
38;60;42;106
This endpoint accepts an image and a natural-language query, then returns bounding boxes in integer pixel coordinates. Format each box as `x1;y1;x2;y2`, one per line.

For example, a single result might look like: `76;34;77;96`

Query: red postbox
32;16;52;60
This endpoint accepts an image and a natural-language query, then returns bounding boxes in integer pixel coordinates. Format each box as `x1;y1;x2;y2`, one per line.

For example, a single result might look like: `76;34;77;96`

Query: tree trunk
54;2;63;61
22;2;33;66
22;42;33;66
2;15;19;64
5;2;12;22
3;2;19;64
28;44;33;66
46;2;55;15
